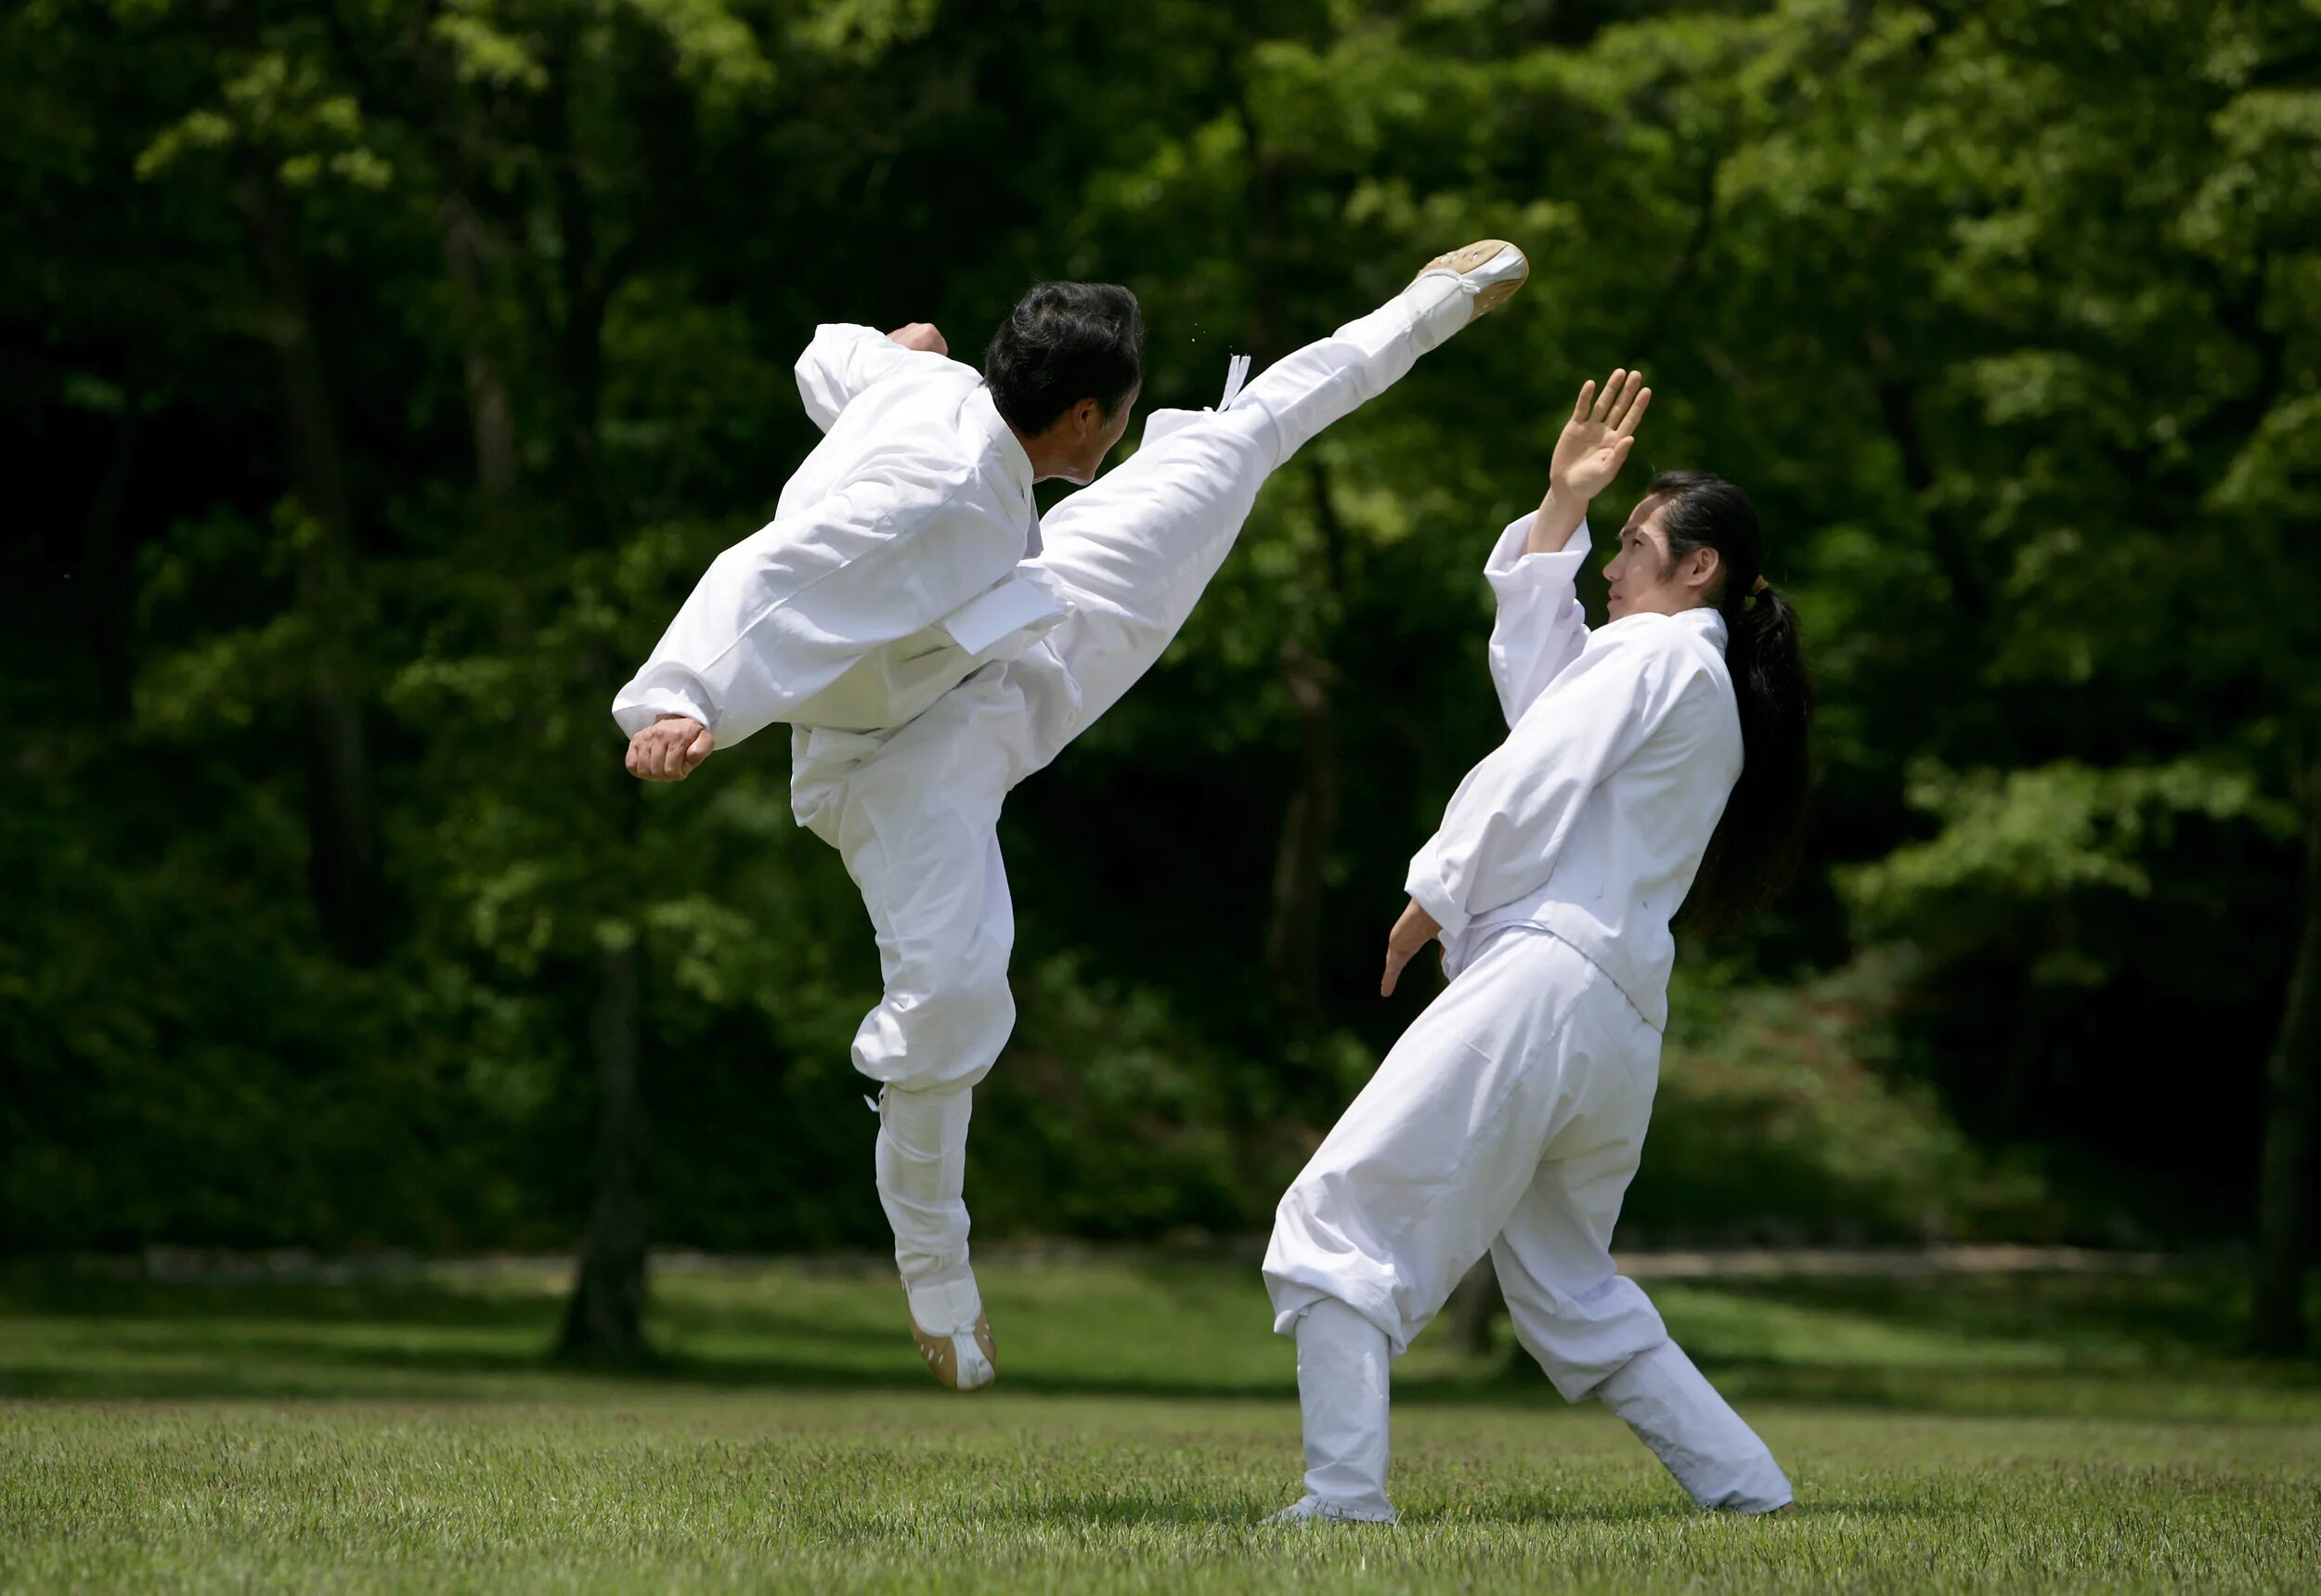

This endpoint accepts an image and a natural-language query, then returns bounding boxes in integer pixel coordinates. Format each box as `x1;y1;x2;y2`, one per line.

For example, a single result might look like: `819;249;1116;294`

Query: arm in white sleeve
794;324;970;433
610;451;1024;746
1404;630;1696;942
611;675;716;736
1483;516;1592;727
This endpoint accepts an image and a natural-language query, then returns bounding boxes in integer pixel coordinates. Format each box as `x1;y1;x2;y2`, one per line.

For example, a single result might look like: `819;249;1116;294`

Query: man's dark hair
983;281;1143;435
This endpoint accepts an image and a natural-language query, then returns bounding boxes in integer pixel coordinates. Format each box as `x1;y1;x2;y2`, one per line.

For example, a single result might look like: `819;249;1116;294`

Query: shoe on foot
904;1273;996;1392
1262;1493;1398;1526
1414;239;1528;321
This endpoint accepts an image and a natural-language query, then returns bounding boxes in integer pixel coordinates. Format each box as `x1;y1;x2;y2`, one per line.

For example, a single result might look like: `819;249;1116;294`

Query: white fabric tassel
1217;352;1251;411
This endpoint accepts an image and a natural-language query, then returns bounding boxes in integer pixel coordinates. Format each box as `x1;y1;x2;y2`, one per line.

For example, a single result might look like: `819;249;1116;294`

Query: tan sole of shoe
1414;239;1526;318
908;1301;997;1392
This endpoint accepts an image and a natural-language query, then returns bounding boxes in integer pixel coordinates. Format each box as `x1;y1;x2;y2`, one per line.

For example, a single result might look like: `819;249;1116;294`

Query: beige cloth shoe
904;1277;997;1392
1413;239;1529;319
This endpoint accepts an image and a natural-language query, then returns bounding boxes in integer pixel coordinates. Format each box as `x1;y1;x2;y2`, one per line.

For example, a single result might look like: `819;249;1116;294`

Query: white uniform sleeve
610;448;1025;746
1404;628;1703;944
793;324;966;433
1483;515;1591;728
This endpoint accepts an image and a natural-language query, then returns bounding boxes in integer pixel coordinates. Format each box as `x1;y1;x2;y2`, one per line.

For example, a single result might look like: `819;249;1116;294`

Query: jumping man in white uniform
615;241;1535;1390
1263;372;1814;1519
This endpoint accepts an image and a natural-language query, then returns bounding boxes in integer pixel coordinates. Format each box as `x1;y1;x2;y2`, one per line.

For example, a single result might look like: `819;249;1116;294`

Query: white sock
904;1266;984;1336
1295;1298;1397;1521
1403;272;1472;356
1597;1341;1794;1512
875;1085;975;1284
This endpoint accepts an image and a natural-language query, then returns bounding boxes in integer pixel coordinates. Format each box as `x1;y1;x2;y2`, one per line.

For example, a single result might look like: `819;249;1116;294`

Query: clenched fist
887;322;948;355
625;714;715;782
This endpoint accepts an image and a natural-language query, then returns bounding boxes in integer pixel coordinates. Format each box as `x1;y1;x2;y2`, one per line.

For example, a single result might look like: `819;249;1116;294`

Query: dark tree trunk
560;930;652;1361
1265;638;1340;1029
527;32;654;1357
442;195;519;515
1446;1253;1508;1356
1264;462;1354;1029
238;165;385;966
2254;736;2321;1355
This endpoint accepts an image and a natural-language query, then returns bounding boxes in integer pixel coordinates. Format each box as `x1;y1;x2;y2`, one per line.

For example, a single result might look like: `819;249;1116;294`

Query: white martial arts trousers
1264;926;1793;1516
788;272;1486;1290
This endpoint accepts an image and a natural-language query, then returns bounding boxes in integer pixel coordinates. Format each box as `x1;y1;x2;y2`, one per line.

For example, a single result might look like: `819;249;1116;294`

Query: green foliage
1847;759;2291;925
1640;958;2052;1245
5;0;2317;1255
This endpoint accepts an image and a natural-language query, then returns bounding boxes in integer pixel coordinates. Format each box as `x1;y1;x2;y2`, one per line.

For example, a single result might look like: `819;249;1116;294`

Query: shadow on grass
10;1338;2317;1421
1694;1272;2266;1359
5;1262;2316;1419
0;1268;558;1330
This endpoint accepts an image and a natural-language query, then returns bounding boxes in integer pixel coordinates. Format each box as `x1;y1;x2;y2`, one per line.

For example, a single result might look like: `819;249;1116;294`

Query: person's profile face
1603;499;1717;619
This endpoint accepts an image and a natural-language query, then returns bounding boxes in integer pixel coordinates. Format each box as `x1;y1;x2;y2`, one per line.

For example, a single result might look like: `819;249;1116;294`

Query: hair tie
1749;576;1770;598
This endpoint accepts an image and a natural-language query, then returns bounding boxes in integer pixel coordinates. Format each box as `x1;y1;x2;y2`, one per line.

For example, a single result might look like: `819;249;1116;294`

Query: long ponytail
1642;471;1815;930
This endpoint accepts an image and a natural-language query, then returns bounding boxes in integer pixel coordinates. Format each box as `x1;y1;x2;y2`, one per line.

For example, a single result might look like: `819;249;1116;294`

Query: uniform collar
964;384;1036;521
1674;604;1729;652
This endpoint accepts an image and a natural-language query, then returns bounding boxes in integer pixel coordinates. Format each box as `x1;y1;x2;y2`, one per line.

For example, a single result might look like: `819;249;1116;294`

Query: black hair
982;281;1144;435
1643;469;1815;931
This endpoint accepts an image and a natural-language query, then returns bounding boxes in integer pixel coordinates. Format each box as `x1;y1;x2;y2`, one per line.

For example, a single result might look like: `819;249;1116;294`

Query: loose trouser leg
1488;1066;1794;1512
1263;931;1650;1514
830;687;1027;1285
1264;931;1650;1354
1010;274;1484;770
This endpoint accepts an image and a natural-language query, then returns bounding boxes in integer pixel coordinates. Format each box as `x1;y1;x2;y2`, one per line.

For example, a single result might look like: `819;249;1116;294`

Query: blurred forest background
5;0;2317;1352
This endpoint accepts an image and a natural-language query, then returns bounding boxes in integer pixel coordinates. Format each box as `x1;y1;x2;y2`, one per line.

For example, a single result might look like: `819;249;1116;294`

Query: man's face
1603;497;1717;620
1048;387;1138;486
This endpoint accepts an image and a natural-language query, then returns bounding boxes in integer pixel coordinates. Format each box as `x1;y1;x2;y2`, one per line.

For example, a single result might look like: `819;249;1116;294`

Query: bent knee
857;967;1018;1089
905;967;1016;1032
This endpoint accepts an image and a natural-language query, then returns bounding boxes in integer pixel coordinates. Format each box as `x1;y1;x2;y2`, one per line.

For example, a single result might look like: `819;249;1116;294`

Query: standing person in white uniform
1263;371;1814;1521
614;242;1535;1391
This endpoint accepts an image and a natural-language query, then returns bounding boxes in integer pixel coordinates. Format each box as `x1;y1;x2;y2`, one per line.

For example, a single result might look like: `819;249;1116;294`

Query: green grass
3;1258;2318;1592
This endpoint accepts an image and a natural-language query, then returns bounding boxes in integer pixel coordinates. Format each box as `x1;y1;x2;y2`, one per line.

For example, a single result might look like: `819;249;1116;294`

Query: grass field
4;1255;2318;1592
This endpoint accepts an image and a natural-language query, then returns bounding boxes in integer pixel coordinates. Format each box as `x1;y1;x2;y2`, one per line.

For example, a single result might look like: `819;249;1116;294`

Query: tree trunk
2253;736;2321;1354
441;195;519;515
1264;459;1355;1030
1264;638;1339;1030
560;928;652;1361
1446;1254;1508;1356
238;165;385;966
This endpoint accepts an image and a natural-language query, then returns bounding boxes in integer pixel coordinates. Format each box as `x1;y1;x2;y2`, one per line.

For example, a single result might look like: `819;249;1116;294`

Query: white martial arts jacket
1404;517;1743;1032
611;324;1067;744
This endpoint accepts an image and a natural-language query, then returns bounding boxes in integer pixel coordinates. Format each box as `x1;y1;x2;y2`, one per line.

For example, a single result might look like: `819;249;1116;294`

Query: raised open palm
1549;369;1652;500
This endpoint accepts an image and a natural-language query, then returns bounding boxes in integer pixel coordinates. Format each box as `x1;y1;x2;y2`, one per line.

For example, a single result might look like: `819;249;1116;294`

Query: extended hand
1381;898;1445;997
1549;369;1651;502
625;715;715;782
887;322;947;355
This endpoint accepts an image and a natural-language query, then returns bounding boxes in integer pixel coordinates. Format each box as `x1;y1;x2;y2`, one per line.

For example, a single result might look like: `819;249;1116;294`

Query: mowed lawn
3;1257;2318;1593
